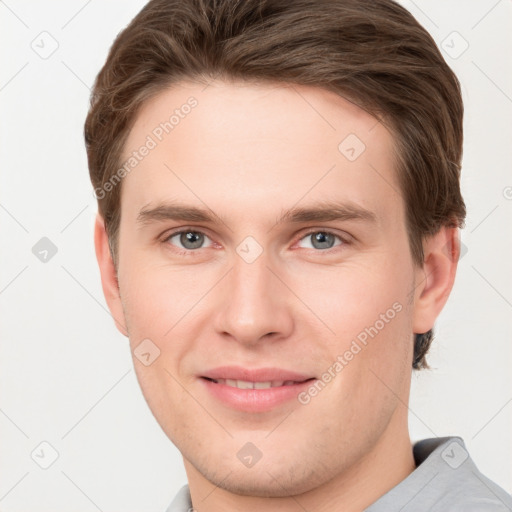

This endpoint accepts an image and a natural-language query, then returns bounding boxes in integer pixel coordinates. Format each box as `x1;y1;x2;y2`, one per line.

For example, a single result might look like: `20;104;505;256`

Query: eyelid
161;227;215;246
293;227;352;249
161;226;353;253
160;224;210;236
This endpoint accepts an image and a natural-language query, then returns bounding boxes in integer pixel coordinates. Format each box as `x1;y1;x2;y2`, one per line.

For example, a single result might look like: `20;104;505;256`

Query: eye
164;229;214;252
296;230;345;251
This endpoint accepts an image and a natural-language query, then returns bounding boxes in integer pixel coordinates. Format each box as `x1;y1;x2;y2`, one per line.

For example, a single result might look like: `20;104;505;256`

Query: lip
199;366;316;413
201;366;314;382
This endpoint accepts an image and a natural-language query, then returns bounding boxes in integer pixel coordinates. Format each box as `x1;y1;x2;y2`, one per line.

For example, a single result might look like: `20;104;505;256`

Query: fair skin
95;80;459;511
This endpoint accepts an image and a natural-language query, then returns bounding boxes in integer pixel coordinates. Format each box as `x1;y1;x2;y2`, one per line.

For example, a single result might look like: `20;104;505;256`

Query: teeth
235;379;254;389
212;379;299;389
254;381;272;389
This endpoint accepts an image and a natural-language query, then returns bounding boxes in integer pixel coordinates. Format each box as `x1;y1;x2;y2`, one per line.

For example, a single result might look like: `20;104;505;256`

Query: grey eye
298;231;342;250
168;231;211;250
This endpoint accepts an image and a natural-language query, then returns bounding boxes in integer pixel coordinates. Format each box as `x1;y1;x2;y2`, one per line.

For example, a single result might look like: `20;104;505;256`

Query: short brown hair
84;0;466;369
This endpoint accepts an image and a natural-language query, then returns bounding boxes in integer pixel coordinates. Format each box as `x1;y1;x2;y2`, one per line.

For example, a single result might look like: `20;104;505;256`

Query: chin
210;472;317;498
189;453;331;498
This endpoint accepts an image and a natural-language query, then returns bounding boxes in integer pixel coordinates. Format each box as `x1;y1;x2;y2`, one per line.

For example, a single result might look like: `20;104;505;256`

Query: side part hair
84;0;466;369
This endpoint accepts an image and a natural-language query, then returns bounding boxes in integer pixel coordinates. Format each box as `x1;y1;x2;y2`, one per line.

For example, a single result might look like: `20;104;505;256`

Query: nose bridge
214;246;292;344
232;251;271;303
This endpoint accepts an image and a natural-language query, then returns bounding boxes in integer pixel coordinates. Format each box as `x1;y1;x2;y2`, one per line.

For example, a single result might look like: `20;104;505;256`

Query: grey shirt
165;436;512;511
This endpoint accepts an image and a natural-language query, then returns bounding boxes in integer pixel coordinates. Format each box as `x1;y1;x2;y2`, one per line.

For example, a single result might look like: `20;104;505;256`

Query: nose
213;249;294;347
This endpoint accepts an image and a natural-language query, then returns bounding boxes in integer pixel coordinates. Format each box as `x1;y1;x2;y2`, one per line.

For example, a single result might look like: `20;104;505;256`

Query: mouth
202;377;314;389
199;367;317;412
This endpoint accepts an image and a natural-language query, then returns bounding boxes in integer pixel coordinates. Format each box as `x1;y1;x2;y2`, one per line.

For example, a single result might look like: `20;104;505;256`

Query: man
85;0;512;510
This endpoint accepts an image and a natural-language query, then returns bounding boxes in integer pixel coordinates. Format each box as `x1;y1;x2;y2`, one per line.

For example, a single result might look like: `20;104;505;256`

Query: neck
183;409;415;512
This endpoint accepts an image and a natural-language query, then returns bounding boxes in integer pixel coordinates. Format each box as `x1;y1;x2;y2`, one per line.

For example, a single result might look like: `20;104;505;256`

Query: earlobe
94;213;129;337
412;227;460;335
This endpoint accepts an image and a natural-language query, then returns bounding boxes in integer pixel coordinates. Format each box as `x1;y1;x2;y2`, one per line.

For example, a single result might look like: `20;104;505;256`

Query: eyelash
161;227;350;256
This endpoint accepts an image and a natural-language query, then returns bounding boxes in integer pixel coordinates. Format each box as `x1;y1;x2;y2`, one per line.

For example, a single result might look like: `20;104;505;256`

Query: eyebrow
136;200;378;228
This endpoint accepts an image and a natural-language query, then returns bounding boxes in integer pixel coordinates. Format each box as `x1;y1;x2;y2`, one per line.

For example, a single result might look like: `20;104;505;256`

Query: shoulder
417;437;512;511
366;436;512;511
430;467;512;510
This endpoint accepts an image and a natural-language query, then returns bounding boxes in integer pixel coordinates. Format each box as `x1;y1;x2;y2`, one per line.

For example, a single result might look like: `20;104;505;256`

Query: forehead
120;80;401;226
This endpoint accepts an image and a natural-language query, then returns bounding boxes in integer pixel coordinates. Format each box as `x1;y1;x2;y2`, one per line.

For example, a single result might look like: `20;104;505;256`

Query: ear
412;226;460;334
94;213;129;337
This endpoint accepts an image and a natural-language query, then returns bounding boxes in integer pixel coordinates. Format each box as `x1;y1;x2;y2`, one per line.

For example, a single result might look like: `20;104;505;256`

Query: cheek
293;259;411;344
296;255;415;403
119;260;205;338
119;262;213;407
130;357;191;448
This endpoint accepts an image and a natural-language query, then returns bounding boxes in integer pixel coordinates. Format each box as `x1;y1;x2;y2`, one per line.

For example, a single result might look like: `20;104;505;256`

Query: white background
1;1;511;510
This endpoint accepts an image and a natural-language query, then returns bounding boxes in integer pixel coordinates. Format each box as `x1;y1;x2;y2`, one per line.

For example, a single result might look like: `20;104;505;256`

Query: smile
204;378;304;389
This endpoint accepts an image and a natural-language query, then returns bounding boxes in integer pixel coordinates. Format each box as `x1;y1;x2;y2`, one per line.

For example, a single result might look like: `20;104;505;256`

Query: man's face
114;80;418;495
